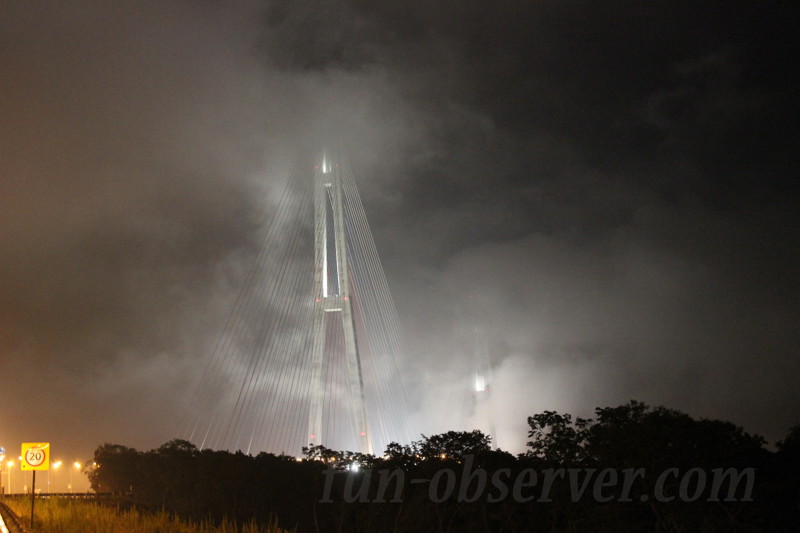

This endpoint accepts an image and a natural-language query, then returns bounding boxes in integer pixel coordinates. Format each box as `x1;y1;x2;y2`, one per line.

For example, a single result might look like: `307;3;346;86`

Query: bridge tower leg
307;149;373;455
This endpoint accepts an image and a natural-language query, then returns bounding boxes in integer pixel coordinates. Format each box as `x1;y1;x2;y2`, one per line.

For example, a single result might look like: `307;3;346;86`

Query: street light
18;456;28;494
6;461;13;494
52;461;62;493
69;462;81;493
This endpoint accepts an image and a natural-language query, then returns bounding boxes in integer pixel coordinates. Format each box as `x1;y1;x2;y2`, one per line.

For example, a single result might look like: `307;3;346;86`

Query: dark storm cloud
263;0;796;203
1;0;797;462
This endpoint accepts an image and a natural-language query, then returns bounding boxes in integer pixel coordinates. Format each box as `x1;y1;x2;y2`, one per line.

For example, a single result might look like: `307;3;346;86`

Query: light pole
6;461;13;494
52;461;62;493
69;462;81;493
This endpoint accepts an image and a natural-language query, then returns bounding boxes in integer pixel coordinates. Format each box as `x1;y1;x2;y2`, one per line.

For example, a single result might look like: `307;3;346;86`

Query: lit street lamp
6;461;13;494
52;460;62;493
69;462;81;493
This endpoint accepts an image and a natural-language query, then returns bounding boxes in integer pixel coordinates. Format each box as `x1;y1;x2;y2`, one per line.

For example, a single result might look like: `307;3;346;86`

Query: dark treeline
88;401;800;532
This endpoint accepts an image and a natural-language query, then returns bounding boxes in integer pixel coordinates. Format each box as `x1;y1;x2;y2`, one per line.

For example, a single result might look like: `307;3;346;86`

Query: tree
156;438;200;457
777;424;800;456
527;410;592;465
414;430;492;460
87;443;141;493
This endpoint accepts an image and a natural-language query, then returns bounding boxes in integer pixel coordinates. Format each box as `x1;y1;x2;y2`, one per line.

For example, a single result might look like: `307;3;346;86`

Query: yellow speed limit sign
21;442;50;470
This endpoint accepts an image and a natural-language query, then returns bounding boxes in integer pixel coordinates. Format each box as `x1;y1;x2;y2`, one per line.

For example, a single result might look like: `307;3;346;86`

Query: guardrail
2;493;109;500
0;501;28;533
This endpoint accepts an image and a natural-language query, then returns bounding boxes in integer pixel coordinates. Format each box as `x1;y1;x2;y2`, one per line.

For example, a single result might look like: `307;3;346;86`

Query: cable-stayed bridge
183;148;413;456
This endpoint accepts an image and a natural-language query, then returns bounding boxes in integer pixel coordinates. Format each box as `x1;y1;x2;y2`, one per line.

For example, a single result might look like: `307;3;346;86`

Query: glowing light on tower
475;372;486;392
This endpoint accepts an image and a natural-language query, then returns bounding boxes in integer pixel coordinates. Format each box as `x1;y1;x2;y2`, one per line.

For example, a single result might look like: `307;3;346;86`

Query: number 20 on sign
21;443;50;471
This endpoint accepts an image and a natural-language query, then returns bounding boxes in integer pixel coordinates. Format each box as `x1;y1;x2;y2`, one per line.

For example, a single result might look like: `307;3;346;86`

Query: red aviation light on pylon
309;434;315;439
360;432;366;436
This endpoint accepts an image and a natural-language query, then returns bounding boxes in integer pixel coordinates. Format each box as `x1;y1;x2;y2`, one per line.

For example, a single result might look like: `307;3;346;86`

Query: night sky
1;1;798;466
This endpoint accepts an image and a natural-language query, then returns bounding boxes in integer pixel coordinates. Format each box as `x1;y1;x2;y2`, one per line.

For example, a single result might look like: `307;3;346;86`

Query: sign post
21;443;50;528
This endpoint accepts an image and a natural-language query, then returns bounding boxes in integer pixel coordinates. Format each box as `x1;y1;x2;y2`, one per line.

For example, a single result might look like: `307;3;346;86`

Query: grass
4;497;293;533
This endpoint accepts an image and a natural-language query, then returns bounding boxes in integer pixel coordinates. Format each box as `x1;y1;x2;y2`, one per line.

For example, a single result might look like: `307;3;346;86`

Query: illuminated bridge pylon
308;150;372;454
182;145;412;456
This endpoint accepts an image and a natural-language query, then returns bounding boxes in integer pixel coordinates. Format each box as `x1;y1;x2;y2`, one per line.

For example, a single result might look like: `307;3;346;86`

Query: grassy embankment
4;497;292;533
